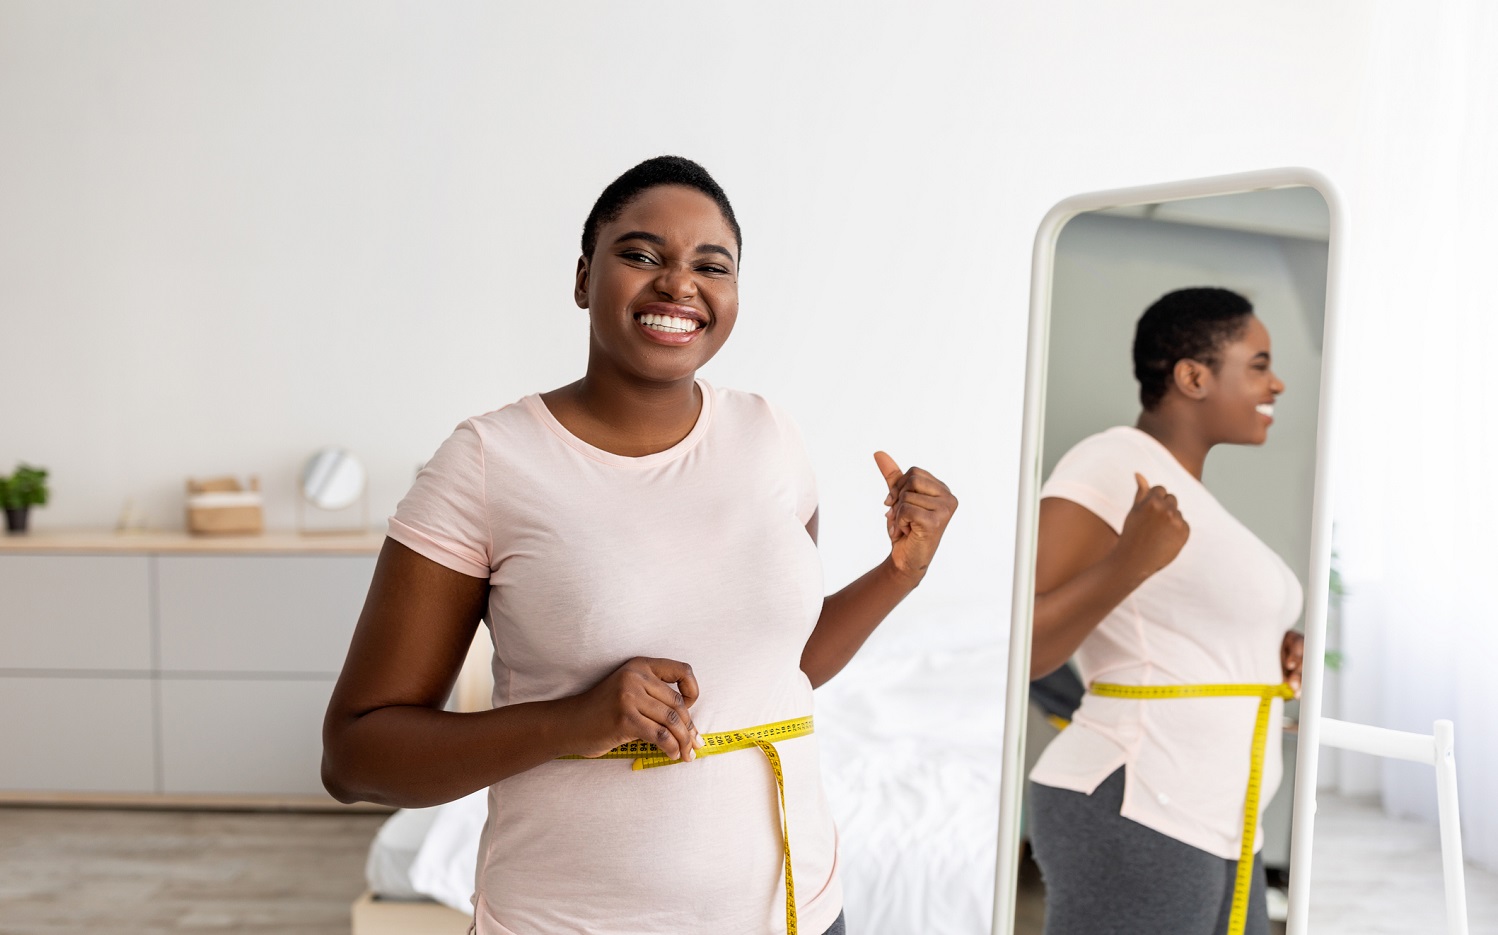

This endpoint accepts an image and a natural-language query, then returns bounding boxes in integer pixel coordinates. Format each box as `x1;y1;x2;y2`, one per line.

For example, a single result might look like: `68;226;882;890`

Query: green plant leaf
0;463;49;509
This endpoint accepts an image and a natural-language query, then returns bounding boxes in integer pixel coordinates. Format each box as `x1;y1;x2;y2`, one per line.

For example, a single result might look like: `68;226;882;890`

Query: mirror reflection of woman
320;156;957;935
1027;288;1305;935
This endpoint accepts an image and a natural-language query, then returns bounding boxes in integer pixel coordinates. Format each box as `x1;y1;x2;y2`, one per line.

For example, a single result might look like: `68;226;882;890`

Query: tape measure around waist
559;715;813;935
1088;682;1294;935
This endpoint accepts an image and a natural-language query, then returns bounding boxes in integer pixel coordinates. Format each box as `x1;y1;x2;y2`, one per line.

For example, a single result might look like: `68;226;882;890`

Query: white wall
1321;0;1498;871
0;0;1387;645
3;0;1495;886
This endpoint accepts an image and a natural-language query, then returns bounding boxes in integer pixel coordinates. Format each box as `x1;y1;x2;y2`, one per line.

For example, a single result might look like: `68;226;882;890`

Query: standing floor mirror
993;169;1343;935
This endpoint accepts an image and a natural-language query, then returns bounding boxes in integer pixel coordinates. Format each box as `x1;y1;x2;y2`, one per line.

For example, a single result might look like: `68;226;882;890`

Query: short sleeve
768;402;819;525
1039;432;1139;535
387;420;492;579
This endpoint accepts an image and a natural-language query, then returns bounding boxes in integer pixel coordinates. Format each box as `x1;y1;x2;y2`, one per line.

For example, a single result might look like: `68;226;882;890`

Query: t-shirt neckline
524;379;715;467
1114;425;1208;491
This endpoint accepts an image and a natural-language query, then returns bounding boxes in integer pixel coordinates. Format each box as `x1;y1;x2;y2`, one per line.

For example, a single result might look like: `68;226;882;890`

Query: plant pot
4;507;29;534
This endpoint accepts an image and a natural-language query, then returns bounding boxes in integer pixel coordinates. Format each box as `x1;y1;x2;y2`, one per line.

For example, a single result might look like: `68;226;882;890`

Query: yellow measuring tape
560;715;814;934
1089;682;1294;935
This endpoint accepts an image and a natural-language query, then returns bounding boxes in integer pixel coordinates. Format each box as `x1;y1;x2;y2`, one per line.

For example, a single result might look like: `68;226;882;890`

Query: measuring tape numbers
560;715;814;934
1089;682;1295;935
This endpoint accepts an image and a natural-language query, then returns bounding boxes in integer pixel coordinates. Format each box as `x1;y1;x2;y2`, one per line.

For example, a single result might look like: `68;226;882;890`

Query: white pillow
408;787;488;912
365;804;443;900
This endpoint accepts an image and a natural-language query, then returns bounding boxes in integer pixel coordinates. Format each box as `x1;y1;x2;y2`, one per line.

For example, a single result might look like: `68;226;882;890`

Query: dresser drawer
158;677;337;797
0;676;156;792
0;555;152;671
156;555;374;673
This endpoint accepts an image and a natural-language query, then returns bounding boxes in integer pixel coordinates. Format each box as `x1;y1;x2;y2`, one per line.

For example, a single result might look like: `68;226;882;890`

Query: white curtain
1330;0;1498;873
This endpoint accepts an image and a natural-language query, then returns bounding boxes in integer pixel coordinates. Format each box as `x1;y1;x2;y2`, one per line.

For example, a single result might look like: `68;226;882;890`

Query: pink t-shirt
388;380;842;935
1029;426;1303;860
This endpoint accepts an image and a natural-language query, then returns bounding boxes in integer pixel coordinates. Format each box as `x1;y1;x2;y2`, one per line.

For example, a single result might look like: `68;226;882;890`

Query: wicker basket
185;476;264;535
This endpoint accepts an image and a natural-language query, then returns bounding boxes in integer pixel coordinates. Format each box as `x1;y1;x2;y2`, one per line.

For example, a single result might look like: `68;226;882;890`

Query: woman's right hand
1114;473;1190;578
562;657;704;762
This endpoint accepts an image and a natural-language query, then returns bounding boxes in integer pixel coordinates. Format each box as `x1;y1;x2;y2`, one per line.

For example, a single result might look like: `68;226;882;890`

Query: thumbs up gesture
1115;473;1190;579
876;451;958;585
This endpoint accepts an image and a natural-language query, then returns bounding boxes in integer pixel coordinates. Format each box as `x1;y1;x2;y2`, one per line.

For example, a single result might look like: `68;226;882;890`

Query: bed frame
351;891;473;935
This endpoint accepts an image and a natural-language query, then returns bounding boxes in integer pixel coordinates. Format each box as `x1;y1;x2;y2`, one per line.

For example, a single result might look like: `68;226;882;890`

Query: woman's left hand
876;451;958;586
1281;629;1305;695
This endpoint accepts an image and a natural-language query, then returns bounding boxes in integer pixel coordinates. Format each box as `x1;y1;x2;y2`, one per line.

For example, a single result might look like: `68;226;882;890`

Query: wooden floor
0;794;1492;933
0;806;385;934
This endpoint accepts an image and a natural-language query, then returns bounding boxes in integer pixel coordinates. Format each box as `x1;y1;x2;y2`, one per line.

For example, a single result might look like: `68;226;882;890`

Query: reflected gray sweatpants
1029;768;1267;935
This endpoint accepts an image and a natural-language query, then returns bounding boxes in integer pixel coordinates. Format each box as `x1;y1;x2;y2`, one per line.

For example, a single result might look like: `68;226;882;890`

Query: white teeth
1256;404;1275;417
638;313;699;334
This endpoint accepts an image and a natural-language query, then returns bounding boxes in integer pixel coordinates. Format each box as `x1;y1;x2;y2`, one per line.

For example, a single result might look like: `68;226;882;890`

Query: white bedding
814;645;1005;933
367;616;1007;935
365;790;485;912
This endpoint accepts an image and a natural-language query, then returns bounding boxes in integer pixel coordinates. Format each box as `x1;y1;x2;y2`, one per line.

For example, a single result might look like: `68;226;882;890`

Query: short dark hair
1132;287;1254;410
580;155;742;262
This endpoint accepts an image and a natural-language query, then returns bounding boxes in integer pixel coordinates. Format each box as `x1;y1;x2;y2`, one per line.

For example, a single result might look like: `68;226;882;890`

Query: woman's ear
1172;358;1212;401
574;256;590;309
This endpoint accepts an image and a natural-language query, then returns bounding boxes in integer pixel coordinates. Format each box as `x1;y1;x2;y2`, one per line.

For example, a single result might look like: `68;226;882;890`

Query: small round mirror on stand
297;447;369;535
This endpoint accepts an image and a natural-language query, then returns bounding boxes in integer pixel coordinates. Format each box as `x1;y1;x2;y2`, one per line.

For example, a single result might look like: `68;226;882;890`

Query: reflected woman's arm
1030;476;1189;680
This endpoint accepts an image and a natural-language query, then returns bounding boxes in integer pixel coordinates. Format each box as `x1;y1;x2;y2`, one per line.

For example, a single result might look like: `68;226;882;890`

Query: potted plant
0;463;49;534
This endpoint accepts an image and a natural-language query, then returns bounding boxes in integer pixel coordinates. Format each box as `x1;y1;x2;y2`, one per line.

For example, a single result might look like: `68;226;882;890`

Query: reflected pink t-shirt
1029;426;1303;860
387;380;842;935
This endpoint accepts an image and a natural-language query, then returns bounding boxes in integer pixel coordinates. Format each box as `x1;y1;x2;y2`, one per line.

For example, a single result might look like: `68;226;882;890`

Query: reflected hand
563;657;705;762
1281;629;1304;695
1114;473;1190;579
876;451;958;585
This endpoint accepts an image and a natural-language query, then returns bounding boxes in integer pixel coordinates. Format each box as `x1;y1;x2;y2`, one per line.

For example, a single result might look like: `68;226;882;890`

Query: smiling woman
544;170;742;455
320;156;958;935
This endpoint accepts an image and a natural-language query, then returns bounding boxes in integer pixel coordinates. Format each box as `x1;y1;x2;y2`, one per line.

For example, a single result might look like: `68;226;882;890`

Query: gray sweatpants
1029;768;1268;935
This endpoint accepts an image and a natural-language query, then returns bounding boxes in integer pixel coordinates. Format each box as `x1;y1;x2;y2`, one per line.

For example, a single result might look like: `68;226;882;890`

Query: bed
353;606;1007;935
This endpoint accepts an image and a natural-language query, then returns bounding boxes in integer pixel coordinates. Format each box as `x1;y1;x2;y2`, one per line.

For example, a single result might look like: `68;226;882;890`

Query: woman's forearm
322;697;578;808
1030;551;1151;680
800;557;919;689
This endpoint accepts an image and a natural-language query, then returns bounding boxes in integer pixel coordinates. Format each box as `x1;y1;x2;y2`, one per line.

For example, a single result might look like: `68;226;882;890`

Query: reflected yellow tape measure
561;716;814;934
1090;682;1295;935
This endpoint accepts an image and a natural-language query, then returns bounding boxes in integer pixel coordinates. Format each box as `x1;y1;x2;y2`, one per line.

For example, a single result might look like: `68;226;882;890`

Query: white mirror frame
991;167;1346;935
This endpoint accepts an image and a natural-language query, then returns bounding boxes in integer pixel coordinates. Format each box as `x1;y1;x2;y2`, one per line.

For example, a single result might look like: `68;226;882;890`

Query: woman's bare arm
322;540;703;808
801;551;923;689
322;540;572;807
799;453;958;688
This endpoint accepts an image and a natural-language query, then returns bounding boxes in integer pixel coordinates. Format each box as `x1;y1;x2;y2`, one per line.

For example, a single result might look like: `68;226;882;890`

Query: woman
1027;287;1305;935
321;156;957;935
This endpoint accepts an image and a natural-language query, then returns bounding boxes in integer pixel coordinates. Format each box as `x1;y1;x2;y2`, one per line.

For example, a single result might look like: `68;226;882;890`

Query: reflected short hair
580;155;742;262
1132;287;1253;410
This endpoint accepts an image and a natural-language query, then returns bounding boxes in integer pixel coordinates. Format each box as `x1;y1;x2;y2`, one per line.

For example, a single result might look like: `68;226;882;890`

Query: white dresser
0;529;383;807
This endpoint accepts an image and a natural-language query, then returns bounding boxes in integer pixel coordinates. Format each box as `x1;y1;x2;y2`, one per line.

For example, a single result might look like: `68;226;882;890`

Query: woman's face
575;184;739;386
1204;314;1285;445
